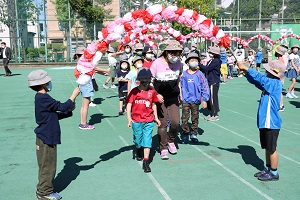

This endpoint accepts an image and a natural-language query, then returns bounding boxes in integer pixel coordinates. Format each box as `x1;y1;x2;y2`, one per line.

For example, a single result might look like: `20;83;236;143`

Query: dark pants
36;137;57;196
181;103;200;134
157;99;180;150
208;83;220;116
3;58;11;75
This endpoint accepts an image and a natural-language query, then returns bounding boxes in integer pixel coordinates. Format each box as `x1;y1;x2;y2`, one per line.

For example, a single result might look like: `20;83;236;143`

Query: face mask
125;48;131;53
121;64;128;70
146;54;153;60
136;63;143;68
191;47;196;51
168;55;178;64
46;81;52;92
140;81;150;87
189;61;198;68
293;49;298;54
209;53;214;58
136;51;143;56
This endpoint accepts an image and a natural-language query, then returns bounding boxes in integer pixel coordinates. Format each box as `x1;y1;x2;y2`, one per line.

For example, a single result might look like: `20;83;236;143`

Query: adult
150;40;182;159
1;42;12;76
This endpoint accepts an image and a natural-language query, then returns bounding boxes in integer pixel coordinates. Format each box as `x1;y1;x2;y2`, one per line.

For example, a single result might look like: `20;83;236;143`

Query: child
285;44;300;99
125;56;144;93
227;51;235;79
28;69;80;200
248;50;255;69
220;47;228;84
199;46;221;121
256;47;263;72
117;56;130;115
126;68;161;173
180;52;210;143
237;60;285;181
103;47;122;89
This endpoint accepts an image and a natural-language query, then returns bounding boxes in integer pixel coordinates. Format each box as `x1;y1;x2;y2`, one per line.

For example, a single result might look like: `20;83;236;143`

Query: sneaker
102;84;109;89
190;134;199;142
228;76;233;80
37;192;62;200
257;171;279;181
110;85;117;88
118;110;124;115
136;148;143;161
207;116;219;122
160;149;169;160
142;160;151;173
181;134;189;144
237;74;243;78
79;124;95;130
286;93;294;98
279;105;285;112
221;81;226;84
89;102;97;107
254;168;269;177
167;142;177;154
204;115;212;120
291;93;299;98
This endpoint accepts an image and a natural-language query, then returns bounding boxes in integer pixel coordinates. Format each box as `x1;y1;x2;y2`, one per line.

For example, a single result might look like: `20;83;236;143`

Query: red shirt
127;87;159;122
143;59;154;69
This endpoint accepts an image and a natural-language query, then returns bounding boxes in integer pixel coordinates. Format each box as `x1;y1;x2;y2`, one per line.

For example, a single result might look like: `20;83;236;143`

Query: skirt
285;68;299;79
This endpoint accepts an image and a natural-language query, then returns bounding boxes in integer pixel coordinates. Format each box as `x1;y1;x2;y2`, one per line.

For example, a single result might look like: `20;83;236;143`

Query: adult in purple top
150;40;182;160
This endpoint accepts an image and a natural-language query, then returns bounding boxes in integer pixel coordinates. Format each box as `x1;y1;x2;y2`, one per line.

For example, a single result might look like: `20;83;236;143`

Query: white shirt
3;47;7;58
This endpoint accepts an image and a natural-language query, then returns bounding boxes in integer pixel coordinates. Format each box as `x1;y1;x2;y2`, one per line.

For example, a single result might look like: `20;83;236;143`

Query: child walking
248;50;255;68
126;68;161;173
125;56;144;92
117;56;130;115
227;51;235;79
28;69;80;200
285;44;300;99
220;47;228;84
256;47;263;72
103;47;122;89
237;60;285;181
180;52;210;143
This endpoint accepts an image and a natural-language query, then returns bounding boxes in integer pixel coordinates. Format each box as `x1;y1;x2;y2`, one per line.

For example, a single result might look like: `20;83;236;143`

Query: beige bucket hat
28;70;52;87
264;60;285;78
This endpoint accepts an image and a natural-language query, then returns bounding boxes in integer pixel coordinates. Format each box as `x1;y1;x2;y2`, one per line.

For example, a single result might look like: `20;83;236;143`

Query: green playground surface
0;66;300;200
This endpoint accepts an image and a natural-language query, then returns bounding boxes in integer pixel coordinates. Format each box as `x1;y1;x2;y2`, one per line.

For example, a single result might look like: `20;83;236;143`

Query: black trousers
3;58;11;74
207;82;220;116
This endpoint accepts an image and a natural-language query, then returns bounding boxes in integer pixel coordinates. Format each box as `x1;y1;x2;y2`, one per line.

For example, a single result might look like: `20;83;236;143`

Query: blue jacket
256;52;263;63
180;70;210;104
199;58;221;85
246;68;282;129
34;93;74;145
220;53;227;64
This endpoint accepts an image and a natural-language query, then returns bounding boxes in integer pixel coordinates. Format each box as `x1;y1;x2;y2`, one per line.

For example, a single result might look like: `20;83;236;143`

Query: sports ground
0;66;299;200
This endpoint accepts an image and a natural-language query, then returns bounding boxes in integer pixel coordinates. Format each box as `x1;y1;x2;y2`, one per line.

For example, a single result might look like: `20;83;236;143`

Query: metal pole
281;0;285;25
44;0;48;62
258;0;262;47
68;1;72;61
93;0;96;41
14;0;21;63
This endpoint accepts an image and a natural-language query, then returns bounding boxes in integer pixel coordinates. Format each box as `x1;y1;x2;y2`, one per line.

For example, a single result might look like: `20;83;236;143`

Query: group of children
28;40;299;199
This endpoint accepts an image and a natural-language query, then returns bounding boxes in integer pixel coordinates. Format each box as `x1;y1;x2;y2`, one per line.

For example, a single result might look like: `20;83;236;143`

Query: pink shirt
150;57;181;81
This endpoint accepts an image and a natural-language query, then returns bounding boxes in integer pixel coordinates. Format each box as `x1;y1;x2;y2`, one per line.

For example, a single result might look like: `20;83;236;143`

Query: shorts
79;78;94;98
118;90;128;100
256;63;261;68
259;128;280;152
220;64;228;75
285;68;299;79
132;122;154;148
109;66;116;78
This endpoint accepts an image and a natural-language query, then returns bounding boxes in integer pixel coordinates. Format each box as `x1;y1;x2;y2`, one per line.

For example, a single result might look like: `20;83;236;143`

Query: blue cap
137;68;152;79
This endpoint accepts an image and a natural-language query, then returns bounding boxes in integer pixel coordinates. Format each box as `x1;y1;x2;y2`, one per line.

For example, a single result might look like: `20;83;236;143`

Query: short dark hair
29;85;44;92
1;42;6;45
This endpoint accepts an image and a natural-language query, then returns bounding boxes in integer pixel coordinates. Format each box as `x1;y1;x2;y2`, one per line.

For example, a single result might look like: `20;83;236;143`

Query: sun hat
143;46;154;54
135;43;144;51
275;46;286;56
208;46;220;55
263;60;285;78
257;47;262;51
137;67;152;79
220;47;226;53
183;47;190;54
132;56;144;64
291;44;299;50
185;52;200;64
107;47;115;53
119;55;130;66
280;43;288;49
28;69;52;87
75;46;85;54
159;40;183;57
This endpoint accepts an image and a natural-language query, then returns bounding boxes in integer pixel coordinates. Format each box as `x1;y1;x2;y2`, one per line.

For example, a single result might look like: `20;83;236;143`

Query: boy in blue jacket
180;52;210;143
237;60;285;181
28;70;80;199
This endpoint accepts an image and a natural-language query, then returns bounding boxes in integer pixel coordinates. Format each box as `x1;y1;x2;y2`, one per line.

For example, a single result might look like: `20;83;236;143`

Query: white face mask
136;63;143;68
293;49;298;54
125;48;131;53
46;81;52;92
168;55;178;64
146;53;153;60
209;53;214;58
189;61;198;68
121;64;128;70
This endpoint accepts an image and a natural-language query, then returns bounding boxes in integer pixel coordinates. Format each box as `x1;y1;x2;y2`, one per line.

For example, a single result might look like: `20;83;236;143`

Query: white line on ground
192;145;273;200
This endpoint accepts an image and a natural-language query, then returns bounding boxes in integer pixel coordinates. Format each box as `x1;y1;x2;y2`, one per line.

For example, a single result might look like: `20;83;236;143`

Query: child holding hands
126;68;161;173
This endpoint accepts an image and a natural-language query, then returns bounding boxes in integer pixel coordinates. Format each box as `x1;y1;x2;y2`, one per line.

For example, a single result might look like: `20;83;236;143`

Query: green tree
26;47;39;60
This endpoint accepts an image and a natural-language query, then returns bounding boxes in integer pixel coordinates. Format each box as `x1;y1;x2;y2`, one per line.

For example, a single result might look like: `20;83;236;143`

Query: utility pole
14;0;21;63
68;1;72;62
258;0;262;47
43;0;48;62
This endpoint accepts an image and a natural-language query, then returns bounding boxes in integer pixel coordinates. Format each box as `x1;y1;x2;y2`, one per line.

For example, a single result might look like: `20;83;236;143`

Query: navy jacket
34;93;74;145
199;58;221;85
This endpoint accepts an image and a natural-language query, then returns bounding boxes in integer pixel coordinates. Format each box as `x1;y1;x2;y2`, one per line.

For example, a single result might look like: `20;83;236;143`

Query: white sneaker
291;93;299;98
102;84;109;89
237;74;243;78
110;85;117;88
286;93;294;99
89;102;97;107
